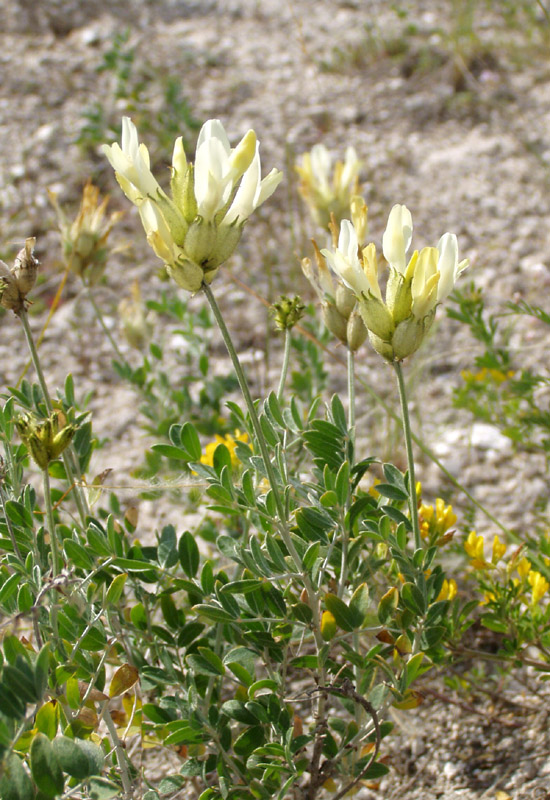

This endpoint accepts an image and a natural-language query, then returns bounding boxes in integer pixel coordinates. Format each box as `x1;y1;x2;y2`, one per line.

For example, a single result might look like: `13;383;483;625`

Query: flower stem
202;283;325;644
393;360;421;550
277;328;292;403
17;310;89;526
202;282;287;524
43;469;60;577
85;286;130;368
347;347;355;442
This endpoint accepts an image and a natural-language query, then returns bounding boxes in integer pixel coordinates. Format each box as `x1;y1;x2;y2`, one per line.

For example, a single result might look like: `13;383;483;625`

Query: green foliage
449;284;550;456
77;30;200;160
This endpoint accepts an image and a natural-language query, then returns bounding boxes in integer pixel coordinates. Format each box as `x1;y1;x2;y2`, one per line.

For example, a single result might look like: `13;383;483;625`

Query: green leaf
151;444;191;461
401;583;426;616
303;542;320;570
221;700;257;725
0;753;34;800
158;525;178;568
320;490;338;508
330;394;348;433
266;392;286;428
377;587;399;625
163;722;207;747
382;463;407;491
192;603;236;623
63;539;93;571
324;593;355;632
375;483;409;502
480;616;508;633
34;644;50;700
186;653;225;677
89;777;123;800
248;679;278;699
30;733;64;797
196;647;225;676
105;573;128;605
4;501;34;531
35;701;59;739
349;583;370;627
0;573;21;606
17;584;34;613
179;531;200;578
234;724;265;757
52;736;93;780
335;461;350;506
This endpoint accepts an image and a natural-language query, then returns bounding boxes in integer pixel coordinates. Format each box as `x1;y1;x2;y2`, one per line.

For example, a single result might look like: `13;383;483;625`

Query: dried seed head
0;238;39;312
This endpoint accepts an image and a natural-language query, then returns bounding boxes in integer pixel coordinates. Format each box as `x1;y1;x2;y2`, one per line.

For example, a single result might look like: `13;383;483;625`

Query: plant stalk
202;282;325;644
17;309;89;525
85;285;130;368
347;347;355;439
393;360;421;550
277;327;292;403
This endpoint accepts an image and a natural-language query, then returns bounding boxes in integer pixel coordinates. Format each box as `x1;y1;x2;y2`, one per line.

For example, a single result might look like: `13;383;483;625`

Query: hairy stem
393;360;421;550
17;310;89;525
277;327;292;403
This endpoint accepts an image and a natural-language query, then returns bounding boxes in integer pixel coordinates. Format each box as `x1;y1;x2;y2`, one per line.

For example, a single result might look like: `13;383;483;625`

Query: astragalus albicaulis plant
0;116;474;800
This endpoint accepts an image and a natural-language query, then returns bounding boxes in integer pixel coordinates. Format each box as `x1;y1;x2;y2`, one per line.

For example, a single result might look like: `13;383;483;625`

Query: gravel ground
2;0;550;797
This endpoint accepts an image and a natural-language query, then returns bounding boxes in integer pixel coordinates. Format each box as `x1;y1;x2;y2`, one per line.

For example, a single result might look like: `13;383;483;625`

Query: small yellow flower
528;570;549;605
491;535;507;565
517;557;532;580
464;531;489;569
420;498;456;544
437;578;457;602
200;430;248;469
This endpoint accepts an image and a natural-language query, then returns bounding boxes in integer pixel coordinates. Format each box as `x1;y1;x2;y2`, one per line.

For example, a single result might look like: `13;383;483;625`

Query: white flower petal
382;204;413;273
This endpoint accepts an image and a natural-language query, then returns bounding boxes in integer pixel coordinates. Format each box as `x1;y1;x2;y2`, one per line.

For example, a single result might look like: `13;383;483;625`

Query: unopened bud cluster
0;238;39;313
16;412;77;470
49;180;124;285
271;295;305;331
103;118;282;293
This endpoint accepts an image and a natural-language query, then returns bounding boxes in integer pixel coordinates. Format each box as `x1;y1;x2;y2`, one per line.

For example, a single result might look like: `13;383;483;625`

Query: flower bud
346;310;368;352
16;411;78;470
334;283;356;319
271;295;305;331
322;301;348;344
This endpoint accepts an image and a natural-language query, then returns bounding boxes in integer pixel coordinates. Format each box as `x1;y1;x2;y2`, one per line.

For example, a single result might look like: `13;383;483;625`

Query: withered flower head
0;238;39;313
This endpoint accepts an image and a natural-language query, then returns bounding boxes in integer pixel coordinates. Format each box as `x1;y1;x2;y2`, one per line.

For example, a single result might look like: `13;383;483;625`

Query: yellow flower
528;570;549;605
517;557;532;580
491;535;507;565
437;578;457;602
464;531;489;569
420;498;456;544
200;431;248;469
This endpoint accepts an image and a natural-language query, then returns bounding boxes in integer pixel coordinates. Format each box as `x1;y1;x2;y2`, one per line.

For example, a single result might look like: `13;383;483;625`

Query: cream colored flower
320;205;468;361
296;144;362;230
103;117;282;291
